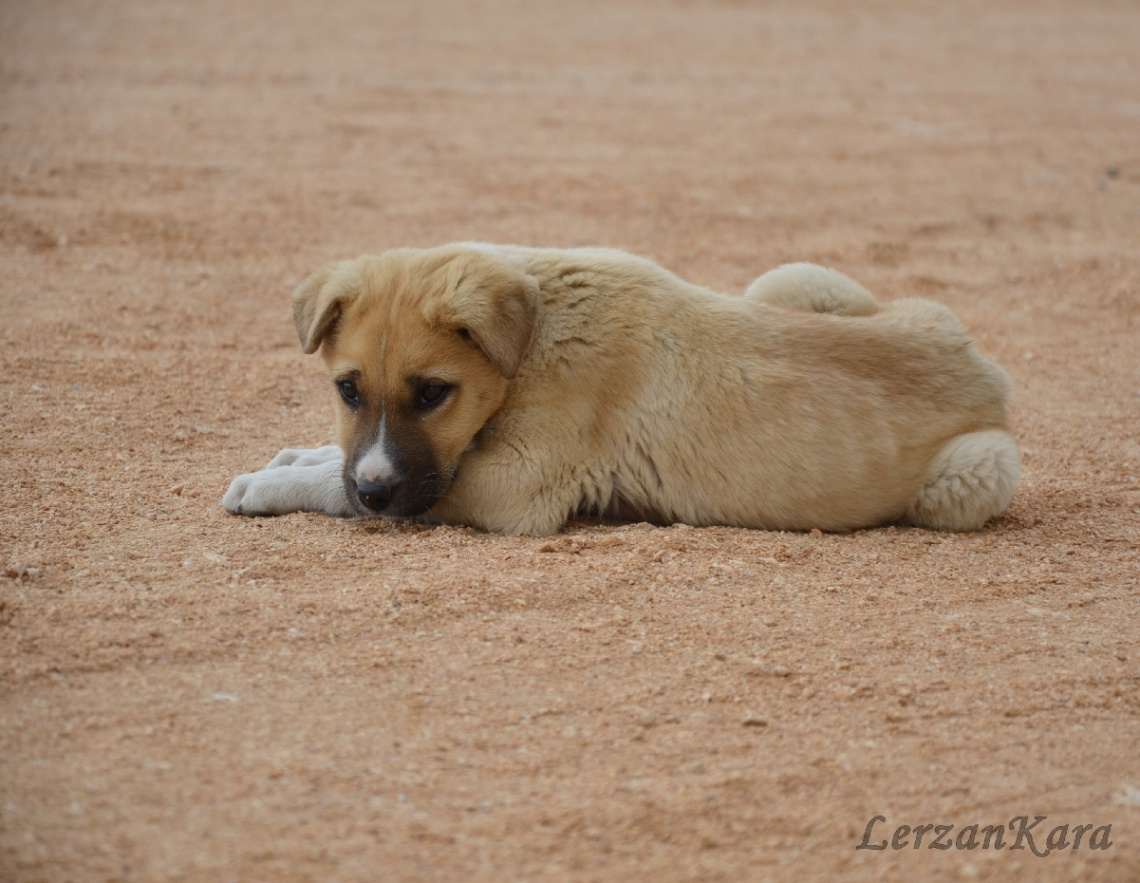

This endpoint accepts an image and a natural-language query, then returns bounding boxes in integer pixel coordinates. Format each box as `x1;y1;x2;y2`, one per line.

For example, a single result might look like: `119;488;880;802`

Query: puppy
223;244;1018;535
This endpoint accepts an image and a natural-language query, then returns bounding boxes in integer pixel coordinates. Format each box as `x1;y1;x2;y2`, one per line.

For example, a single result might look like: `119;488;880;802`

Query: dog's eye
336;379;360;407
416;382;452;410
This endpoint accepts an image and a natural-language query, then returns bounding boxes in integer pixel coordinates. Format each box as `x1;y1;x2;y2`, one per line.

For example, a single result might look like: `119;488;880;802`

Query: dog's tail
745;263;880;316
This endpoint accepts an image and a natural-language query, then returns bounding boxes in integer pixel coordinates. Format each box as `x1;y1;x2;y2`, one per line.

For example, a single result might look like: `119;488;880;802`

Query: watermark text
857;815;1113;857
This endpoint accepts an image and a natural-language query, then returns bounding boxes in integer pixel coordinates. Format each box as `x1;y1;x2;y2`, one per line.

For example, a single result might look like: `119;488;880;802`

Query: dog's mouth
342;470;453;519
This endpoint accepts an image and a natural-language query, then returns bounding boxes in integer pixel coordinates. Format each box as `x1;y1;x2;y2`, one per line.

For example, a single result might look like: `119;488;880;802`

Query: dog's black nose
357;480;395;512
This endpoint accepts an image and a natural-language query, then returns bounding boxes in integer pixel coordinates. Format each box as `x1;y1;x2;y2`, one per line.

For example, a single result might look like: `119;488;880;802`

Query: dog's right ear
292;261;362;354
439;255;539;380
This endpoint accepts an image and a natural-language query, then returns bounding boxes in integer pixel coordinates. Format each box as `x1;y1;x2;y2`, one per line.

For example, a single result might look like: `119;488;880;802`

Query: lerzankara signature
857;815;1113;856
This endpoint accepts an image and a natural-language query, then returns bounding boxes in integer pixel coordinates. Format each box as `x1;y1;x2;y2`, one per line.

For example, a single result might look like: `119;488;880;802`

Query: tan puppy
223;244;1019;535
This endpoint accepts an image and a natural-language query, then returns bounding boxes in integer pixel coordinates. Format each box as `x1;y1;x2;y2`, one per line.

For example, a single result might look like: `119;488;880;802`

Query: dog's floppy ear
442;254;539;379
292;260;362;354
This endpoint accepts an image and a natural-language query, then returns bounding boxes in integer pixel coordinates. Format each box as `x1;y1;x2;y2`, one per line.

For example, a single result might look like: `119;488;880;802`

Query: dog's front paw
265;445;343;469
222;471;266;515
222;458;354;517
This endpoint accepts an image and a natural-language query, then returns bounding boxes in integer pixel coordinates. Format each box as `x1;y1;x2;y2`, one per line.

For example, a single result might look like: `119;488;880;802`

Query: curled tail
746;263;880;316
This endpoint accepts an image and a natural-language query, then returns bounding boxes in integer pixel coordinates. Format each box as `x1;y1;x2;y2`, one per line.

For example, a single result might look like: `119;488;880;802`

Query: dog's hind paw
905;430;1019;531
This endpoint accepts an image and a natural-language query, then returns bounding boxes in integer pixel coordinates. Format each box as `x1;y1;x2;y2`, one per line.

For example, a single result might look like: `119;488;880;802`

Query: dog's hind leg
904;430;1020;531
745;263;880;316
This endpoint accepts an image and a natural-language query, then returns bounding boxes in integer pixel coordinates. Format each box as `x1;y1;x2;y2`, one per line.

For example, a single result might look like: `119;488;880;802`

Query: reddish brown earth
2;1;1139;881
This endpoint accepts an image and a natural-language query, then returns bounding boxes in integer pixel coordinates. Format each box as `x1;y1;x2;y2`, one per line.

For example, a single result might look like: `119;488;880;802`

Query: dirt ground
1;1;1138;880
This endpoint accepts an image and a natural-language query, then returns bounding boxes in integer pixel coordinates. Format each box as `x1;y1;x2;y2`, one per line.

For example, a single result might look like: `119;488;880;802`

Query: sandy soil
2;1;1139;880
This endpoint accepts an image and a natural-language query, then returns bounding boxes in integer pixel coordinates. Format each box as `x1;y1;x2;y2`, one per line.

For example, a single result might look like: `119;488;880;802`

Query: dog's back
501;251;1015;531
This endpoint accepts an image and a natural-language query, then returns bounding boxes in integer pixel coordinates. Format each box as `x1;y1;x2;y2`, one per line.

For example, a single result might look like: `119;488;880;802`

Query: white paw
223;457;355;517
265;445;344;469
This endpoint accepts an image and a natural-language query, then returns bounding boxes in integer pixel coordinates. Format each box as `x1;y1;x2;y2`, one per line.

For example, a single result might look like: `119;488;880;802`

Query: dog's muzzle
344;433;446;518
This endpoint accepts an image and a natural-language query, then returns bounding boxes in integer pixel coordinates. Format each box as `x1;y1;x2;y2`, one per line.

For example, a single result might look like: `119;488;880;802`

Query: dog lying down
223;244;1018;535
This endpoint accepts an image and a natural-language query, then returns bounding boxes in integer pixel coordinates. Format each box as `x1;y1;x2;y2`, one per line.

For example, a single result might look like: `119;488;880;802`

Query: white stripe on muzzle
354;415;397;484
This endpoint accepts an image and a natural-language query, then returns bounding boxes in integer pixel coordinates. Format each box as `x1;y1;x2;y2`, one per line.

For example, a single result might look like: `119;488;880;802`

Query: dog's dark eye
416;382;452;410
336;378;360;407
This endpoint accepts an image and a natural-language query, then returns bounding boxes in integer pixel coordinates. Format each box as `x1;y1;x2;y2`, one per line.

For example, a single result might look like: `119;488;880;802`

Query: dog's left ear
441;255;539;379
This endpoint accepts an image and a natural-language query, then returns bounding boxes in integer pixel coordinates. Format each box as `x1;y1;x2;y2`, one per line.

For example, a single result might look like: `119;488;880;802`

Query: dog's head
293;246;539;518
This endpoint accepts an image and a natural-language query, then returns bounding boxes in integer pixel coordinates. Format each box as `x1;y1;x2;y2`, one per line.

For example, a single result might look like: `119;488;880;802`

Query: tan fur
310;252;514;484
227;244;1019;535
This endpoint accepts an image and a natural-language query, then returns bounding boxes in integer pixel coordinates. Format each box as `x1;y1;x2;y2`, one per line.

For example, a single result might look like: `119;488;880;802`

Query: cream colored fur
224;245;1018;535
